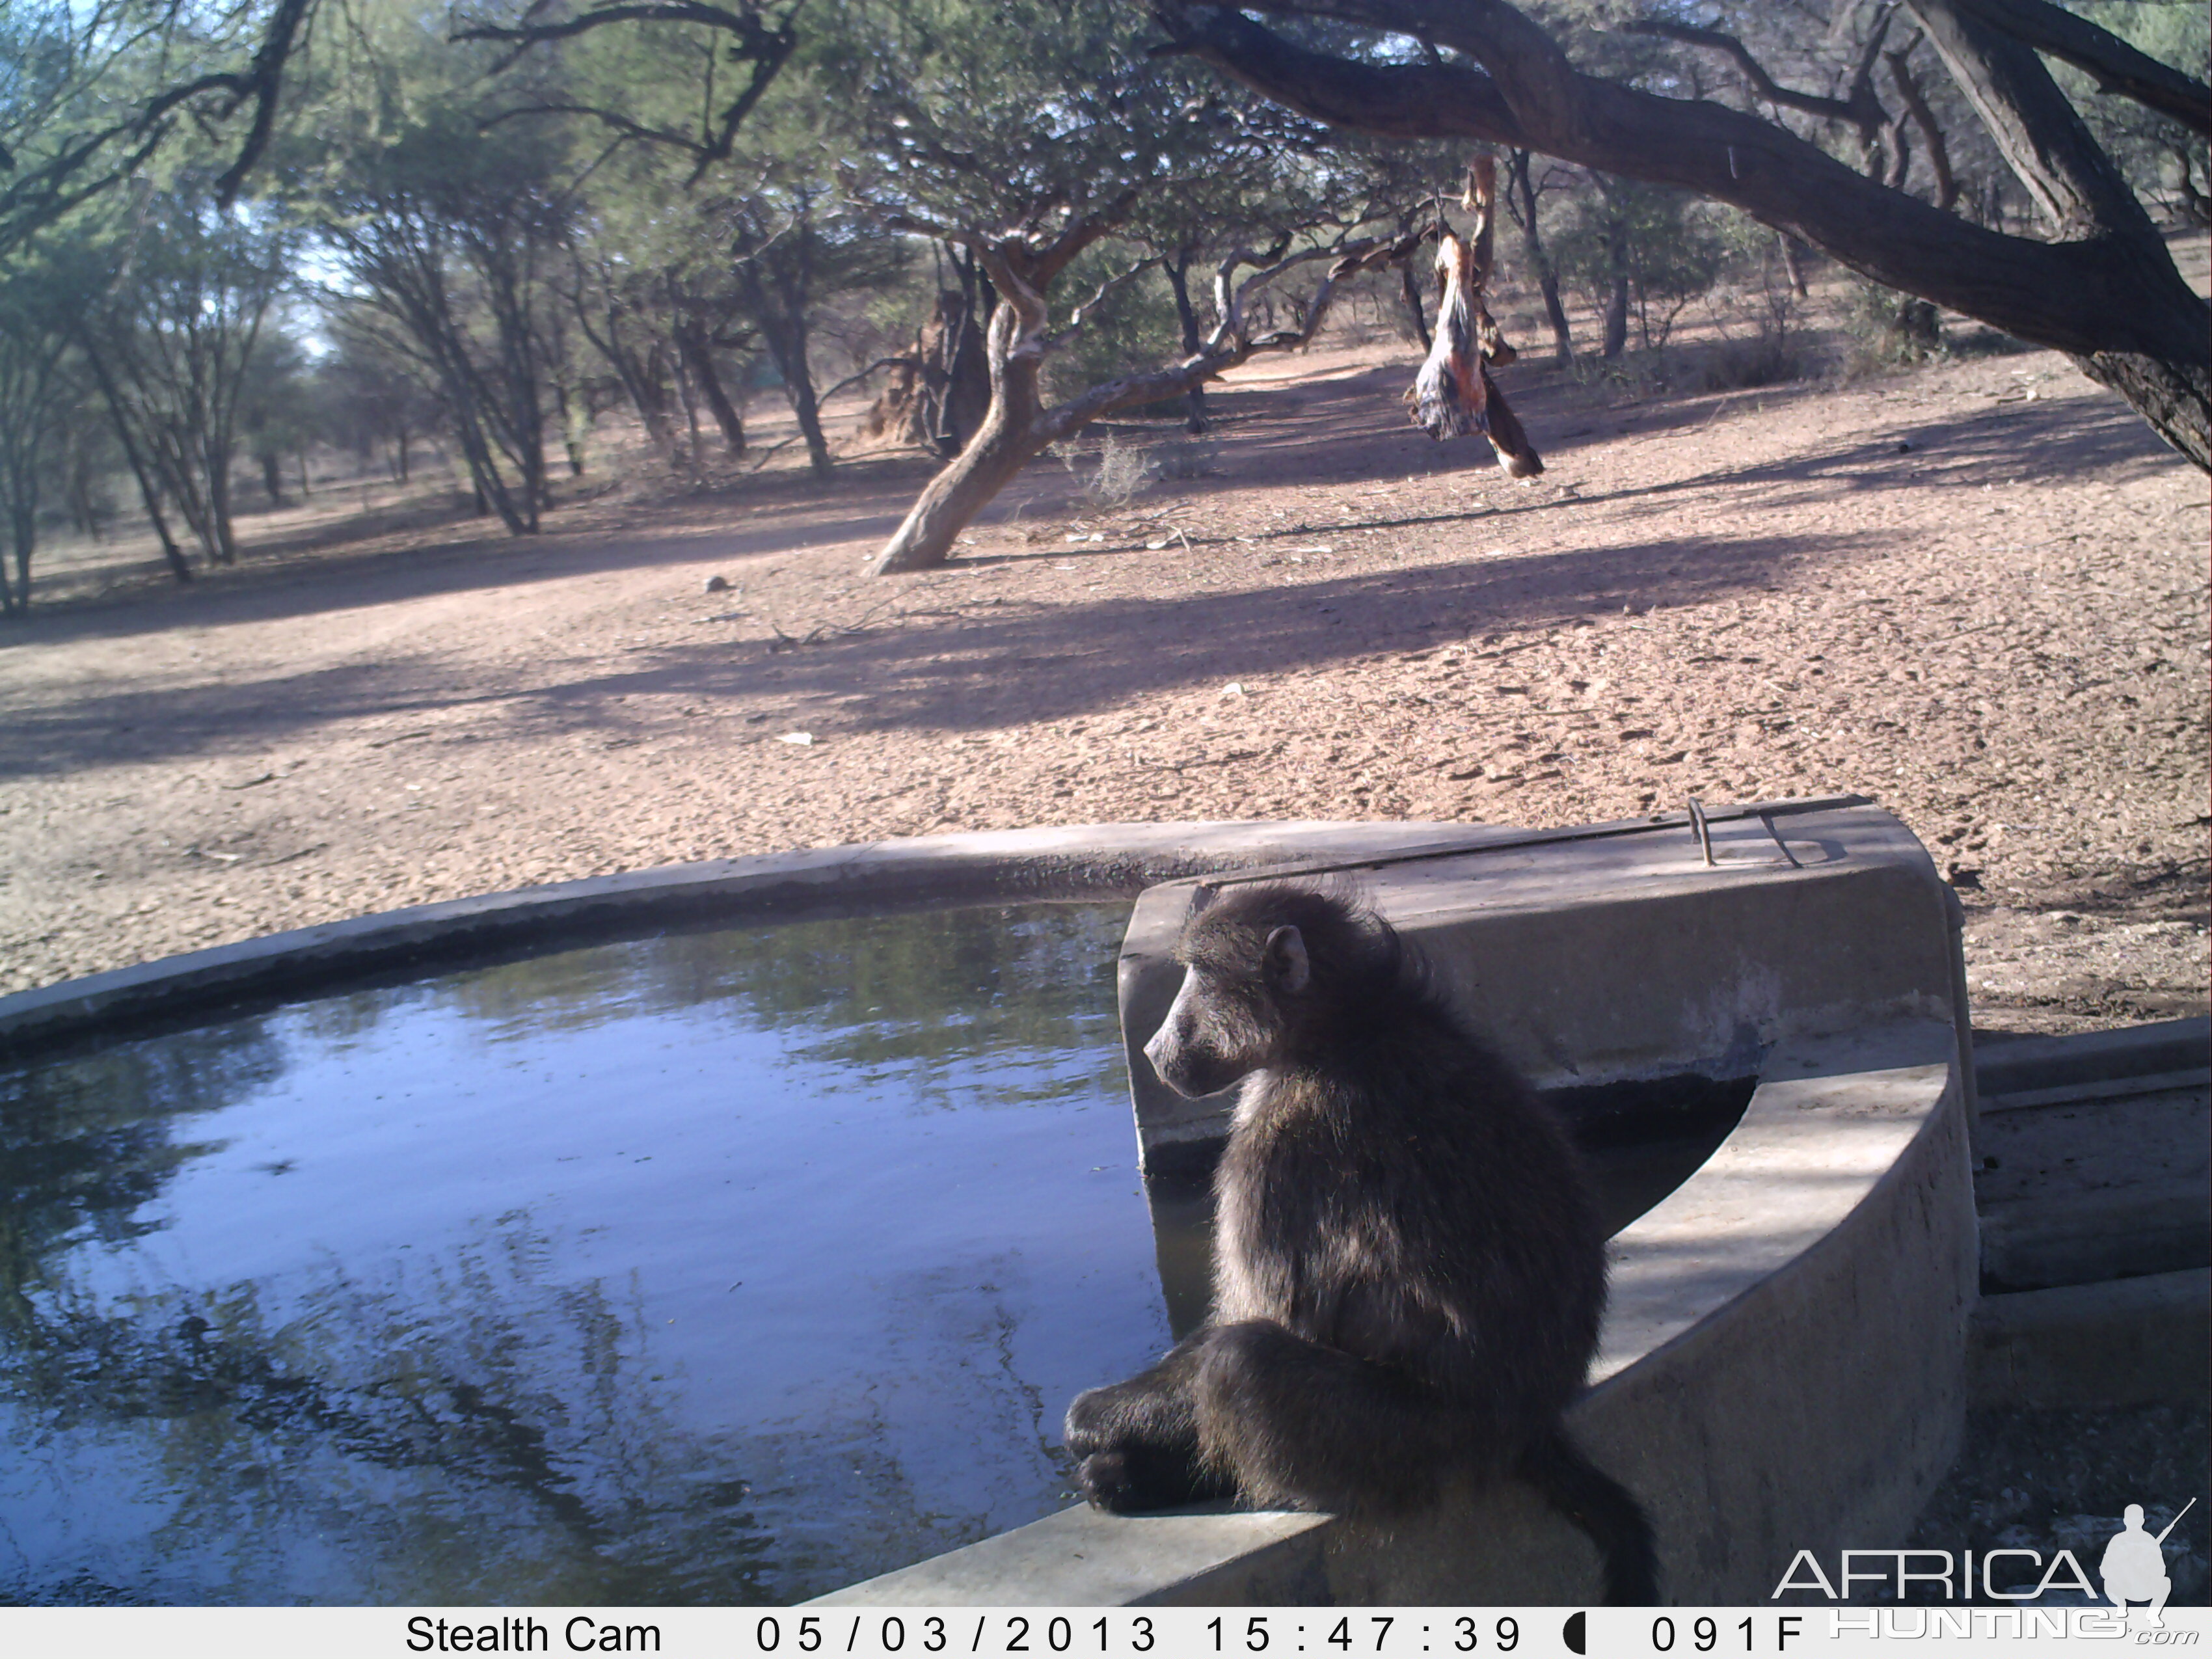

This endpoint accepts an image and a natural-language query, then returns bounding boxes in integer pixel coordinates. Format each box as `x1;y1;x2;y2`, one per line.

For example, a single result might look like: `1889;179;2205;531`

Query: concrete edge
807;1026;1971;1606
1973;1018;2212;1100
805;1508;1332;1608
1969;1267;2212;1410
1589;1020;1962;1384
0;820;1498;1063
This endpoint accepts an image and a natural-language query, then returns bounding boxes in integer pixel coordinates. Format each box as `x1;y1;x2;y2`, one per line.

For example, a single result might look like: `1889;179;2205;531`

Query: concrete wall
1;804;1982;1608
1117;797;1973;1167
816;1021;1978;1606
820;800;1984;1606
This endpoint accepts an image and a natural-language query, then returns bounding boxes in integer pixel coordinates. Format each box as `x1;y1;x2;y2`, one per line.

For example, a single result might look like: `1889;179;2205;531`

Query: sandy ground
2;311;2205;1037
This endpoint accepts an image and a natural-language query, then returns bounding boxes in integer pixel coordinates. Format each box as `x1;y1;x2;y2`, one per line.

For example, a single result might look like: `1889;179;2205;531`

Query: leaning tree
820;0;1446;574
1155;0;2211;470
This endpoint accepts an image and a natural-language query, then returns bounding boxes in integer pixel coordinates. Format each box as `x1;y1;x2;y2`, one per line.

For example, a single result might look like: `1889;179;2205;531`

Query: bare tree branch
1887;34;1960;211
1038;256;1165;354
453;0;802;180
211;0;315;208
0;0;316;249
1628;11;1896;176
1212;240;1338;344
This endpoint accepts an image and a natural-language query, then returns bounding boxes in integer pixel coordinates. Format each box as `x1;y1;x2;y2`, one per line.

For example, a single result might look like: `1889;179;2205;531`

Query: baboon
1064;883;1658;1605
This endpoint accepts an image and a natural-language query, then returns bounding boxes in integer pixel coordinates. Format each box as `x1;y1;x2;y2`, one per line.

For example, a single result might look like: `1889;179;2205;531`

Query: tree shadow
0;526;1880;779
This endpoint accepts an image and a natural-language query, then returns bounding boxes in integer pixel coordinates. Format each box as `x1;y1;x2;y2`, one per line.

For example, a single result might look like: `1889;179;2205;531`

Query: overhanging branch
1957;0;2211;137
454;0;800;179
1626;13;1895;167
1154;1;2194;364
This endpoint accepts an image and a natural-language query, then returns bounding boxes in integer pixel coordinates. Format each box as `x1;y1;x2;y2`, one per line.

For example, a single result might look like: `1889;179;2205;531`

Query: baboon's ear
1263;925;1310;995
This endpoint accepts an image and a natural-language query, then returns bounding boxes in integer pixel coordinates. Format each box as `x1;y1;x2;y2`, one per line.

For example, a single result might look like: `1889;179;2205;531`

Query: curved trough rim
0;819;1510;1067
0;797;1867;1068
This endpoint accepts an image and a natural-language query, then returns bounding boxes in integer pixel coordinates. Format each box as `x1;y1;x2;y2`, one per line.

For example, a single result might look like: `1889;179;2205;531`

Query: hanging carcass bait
1409;156;1544;478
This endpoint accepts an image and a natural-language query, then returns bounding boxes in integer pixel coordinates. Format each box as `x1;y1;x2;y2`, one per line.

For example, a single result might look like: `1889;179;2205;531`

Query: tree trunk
673;343;704;466
3;502;34;614
1887;47;1961;213
129;455;192;583
1777;234;1809;297
2172;144;2211;226
556;373;589;475
1163;253;1214;430
677;317;747;456
868;229;1398;576
1601;232;1630;360
737;256;833;478
1399;259;1431;351
206;444;238;563
89;347;194;584
1506;149;1574;364
1906;0;2211;466
871;302;1048;574
768;316;832;478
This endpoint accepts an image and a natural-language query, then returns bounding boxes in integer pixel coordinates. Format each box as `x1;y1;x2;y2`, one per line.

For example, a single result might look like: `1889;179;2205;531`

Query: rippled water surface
0;902;1153;1606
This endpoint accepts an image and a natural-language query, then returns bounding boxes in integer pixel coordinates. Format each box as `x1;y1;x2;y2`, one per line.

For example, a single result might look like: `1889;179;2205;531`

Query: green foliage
1044;254;1186;403
1837;280;1948;378
2060;1;2211;221
0;229;95;609
1550;178;1731;352
303;8;587;530
14;0;2202;568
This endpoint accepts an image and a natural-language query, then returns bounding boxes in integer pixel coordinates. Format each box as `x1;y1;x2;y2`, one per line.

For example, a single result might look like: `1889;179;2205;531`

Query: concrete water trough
0;799;1980;1606
819;795;1982;1606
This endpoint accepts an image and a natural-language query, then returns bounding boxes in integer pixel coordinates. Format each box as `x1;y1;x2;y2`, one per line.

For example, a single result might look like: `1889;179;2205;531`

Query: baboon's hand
1063;1382;1123;1456
1075;1450;1148;1513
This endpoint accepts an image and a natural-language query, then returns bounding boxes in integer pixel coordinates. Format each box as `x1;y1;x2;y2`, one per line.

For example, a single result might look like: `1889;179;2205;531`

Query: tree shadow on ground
4;347;2179;653
0;526;1881;778
0;453;947;651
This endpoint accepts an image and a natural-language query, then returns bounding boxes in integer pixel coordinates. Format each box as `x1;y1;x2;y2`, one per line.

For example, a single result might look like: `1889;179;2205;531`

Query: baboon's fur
1064;883;1657;1604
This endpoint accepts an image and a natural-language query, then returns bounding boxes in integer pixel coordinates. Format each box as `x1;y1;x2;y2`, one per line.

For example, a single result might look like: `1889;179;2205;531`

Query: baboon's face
1144;964;1260;1098
1143;923;1308;1098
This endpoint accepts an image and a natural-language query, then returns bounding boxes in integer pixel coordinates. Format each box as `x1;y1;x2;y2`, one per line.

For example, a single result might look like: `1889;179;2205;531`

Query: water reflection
0;903;1156;1605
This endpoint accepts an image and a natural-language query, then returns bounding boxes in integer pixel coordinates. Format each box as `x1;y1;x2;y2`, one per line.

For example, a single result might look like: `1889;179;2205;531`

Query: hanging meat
1410;156;1544;478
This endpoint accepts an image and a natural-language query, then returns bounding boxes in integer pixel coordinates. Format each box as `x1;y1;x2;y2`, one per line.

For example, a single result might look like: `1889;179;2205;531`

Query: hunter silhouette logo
2101;1499;2193;1627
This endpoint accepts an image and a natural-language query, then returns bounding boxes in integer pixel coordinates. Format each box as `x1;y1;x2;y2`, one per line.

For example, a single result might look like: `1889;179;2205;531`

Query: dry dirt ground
3;308;2206;1038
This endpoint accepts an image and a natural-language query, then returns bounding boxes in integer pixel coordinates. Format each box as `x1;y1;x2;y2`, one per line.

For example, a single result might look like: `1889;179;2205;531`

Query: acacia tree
74;186;289;568
815;0;1428;576
1157;0;2212;469
459;0;899;481
314;28;582;539
0;0;310;258
0;241;85;612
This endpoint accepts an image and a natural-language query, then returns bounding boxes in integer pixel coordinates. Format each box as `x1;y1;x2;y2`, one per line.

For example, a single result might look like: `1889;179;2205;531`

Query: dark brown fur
1065;883;1657;1604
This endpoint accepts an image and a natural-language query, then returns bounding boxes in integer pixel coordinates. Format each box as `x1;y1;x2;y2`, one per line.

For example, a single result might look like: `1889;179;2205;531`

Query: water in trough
0;899;1747;1605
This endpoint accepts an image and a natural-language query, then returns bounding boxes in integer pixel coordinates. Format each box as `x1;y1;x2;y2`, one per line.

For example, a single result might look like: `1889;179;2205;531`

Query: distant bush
1841;280;1946;375
1684;255;1816;390
1045;249;1184;405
